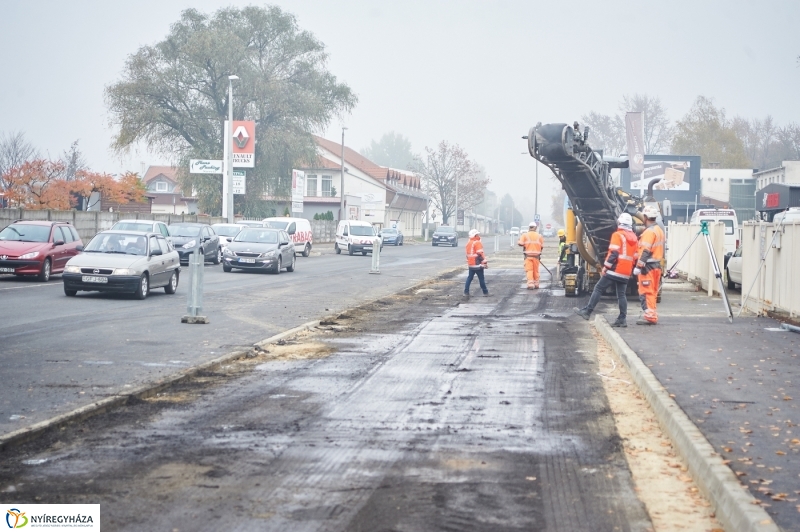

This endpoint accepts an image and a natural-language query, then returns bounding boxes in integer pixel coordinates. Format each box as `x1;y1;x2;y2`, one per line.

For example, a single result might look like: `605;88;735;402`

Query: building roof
142;166;178;184
313;135;386;180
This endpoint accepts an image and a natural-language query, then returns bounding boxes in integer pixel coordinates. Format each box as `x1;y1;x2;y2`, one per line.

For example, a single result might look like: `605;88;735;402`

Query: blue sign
534;214;540;222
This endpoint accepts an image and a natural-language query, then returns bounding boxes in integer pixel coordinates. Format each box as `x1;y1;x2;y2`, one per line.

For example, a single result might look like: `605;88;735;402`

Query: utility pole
225;74;238;223
454;174;459;229
340;127;347;221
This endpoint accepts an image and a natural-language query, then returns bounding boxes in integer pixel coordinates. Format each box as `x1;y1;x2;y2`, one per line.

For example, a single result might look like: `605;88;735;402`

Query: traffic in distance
0;218;469;300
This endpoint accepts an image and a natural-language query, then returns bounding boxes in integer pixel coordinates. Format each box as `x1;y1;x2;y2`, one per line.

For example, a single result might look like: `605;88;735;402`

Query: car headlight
182;240;197;249
19;251;39;259
223;248;234;256
64;265;81;273
261;250;277;258
113;268;137;275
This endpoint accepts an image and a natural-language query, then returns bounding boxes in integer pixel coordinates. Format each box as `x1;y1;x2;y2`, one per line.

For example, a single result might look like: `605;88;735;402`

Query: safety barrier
740;220;800;317
666;222;726;296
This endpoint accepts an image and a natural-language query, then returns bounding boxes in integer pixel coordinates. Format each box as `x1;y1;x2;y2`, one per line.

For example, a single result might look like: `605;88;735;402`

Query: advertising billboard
630;160;692;191
620;155;701;203
224;120;256;168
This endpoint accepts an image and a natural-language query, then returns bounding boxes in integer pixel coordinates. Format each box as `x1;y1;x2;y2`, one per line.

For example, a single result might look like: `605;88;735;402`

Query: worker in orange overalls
518;221;544;289
575;213;638;327
464;229;489;297
635;205;665;325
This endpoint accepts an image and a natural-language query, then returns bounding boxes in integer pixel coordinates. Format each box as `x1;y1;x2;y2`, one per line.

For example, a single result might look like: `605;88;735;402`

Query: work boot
611;318;627;328
483;291;489;297
636;319;656;325
534;284;540;289
463;292;470;299
574;308;591;320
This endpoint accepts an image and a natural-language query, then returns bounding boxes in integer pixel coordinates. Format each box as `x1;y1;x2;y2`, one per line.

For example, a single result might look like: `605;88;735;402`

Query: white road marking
0;282;61;291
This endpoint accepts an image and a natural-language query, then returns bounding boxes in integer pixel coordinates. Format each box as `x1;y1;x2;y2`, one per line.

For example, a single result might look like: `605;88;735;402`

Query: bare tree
775;123;800;163
619;94;673;154
0;131;38;191
579;111;625;156
411;141;489;225
60;140;88;181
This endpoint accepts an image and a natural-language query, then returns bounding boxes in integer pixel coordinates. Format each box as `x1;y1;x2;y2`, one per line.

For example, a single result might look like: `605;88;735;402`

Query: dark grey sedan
222;228;296;274
168;223;221;265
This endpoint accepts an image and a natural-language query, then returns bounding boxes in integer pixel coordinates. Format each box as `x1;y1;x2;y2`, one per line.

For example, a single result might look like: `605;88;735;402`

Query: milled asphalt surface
0;242;464;437
587;281;800;531
0;266;652;531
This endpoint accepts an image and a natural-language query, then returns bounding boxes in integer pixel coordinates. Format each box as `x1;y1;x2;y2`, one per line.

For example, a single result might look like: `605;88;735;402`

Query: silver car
62;231;180;299
222;227;296;274
111;219;171;239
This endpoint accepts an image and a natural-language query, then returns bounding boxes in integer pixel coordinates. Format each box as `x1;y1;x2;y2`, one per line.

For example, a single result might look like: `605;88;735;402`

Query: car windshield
381;229;397;235
700;219;734;235
436;227;455;234
85;233;149;255
212;225;242;237
264;221;289;230
113;222;153;232
169;225;201;237
0;224;51;242
235;229;278;244
350;226;375;236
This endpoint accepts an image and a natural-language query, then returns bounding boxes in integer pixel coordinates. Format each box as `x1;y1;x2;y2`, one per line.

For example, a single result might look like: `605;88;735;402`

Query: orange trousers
524;256;540;288
637;268;661;323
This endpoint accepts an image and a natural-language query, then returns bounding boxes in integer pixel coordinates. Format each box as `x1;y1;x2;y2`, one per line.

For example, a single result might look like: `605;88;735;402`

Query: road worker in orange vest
575;213;639;327
518;221;544;289
634;205;665;325
464;229;489;297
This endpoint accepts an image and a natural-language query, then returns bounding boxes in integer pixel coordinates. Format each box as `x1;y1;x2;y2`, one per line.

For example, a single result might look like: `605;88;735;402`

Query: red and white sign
225;120;255;168
545;223;552;229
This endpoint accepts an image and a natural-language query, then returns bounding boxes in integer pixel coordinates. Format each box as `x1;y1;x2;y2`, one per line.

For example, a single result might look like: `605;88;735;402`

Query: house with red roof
142;166;198;214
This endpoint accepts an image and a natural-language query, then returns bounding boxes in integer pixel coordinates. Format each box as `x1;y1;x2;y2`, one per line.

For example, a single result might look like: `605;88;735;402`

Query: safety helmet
557;229;565;237
468;229;479;238
642;205;659;220
618;213;633;226
529;221;538;228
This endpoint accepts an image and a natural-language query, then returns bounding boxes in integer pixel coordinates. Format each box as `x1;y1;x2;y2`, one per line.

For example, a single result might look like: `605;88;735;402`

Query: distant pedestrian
464;229;488;297
574;213;638;327
635;205;665;325
518;221;544;289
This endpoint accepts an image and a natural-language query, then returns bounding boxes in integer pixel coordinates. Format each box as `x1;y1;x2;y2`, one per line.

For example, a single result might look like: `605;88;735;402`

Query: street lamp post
225;74;239;224
454;174;459;230
340;127;347;221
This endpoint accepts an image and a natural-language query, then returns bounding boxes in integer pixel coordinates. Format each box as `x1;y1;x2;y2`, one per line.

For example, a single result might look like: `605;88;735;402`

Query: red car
0;221;84;281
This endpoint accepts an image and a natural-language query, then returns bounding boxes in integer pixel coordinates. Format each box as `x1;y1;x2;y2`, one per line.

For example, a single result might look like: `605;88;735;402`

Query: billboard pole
227;75;238;224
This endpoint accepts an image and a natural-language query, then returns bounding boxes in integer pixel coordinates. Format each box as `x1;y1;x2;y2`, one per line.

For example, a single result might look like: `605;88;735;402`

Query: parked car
168;223;221;264
726;245;743;290
772;207;800;226
238;220;267;228
222;227;296;274
112;219;171;239
379;227;404;246
0;220;84;282
62;231;180;299
690;209;738;255
263;217;312;257
509;226;520;238
211;223;246;253
431;226;458;247
335;220;381;255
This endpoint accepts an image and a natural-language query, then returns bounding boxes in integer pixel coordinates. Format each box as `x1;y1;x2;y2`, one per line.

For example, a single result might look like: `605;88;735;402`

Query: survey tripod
665;221;733;323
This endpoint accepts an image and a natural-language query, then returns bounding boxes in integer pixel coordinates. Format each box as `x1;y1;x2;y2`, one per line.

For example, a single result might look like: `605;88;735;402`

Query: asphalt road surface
0;242;464;436
0;267;651;531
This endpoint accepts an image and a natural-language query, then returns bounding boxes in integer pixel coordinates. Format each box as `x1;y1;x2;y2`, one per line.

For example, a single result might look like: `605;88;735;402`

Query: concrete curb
593;315;779;532
0;265;466;453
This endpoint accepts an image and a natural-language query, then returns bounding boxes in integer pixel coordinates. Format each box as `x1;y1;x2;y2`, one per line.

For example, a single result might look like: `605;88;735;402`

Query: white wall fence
739;221;800;317
666;222;726;296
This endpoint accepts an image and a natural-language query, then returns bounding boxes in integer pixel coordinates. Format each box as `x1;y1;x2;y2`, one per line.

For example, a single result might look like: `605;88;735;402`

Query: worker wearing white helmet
575;212;639;327
518;221;544;289
635;205;664;325
464;229;489;297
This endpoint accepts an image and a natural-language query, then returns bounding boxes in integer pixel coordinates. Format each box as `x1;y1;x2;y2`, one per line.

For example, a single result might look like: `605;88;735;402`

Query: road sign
545;223;552;229
190;159;223;174
232;170;246;195
534;213;541;222
291;170;304;213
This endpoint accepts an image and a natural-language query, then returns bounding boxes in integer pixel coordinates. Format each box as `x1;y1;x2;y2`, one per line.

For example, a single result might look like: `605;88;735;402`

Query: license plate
0;267;14;273
82;275;108;283
239;258;256;263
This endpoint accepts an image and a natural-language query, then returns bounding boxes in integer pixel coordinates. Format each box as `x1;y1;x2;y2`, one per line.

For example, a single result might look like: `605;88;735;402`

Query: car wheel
302;243;311;257
164;270;179;294
348;245;354;256
213;248;221;265
64;287;77;297
198;248;204;262
362;251;367;256
223;264;232;272
432;242;438;247
287;254;296;272
335;243;341;255
726;268;735;290
134;273;149;300
399;239;403;246
453;240;458;247
38;258;51;282
273;256;282;274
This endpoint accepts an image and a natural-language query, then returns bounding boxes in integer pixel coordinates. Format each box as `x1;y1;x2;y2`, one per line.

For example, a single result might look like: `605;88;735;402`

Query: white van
262;217;313;257
335;220;382;256
690;209;738;255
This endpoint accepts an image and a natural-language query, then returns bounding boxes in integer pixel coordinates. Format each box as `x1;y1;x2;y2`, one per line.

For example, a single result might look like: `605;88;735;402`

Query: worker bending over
518;221;544;289
635;206;665;325
574;213;638;327
464;229;489;297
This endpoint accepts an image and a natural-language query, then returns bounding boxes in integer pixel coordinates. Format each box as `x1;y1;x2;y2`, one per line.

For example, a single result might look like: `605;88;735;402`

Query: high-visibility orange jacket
603;228;638;281
466;237;486;268
518;230;544;257
636;224;665;272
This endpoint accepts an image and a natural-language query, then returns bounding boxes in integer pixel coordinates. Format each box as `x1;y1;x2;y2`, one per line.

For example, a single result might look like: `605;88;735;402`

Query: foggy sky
1;0;798;225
